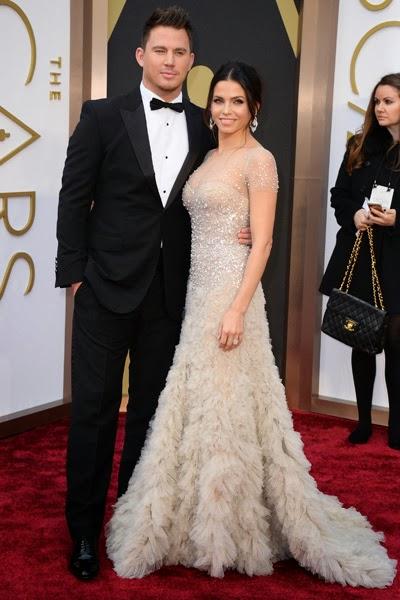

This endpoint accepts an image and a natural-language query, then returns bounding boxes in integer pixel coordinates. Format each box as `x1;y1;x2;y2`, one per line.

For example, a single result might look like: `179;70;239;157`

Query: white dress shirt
140;82;189;207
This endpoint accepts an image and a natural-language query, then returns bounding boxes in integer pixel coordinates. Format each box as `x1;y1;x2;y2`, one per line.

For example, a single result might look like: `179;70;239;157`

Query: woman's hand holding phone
367;202;384;212
368;206;397;227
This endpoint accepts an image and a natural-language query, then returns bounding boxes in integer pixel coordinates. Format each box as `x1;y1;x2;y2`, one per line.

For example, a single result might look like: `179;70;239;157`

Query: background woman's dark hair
347;72;400;173
142;5;193;51
204;61;262;130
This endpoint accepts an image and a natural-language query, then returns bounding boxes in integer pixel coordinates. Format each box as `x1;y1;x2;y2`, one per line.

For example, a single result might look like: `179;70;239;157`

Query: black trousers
66;262;182;539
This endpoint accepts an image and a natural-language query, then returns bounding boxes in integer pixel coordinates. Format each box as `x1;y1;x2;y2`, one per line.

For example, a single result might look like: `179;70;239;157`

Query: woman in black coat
320;73;400;449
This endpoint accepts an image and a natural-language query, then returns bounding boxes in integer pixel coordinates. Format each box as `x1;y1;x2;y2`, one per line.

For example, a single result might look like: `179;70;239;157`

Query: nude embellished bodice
182;145;278;291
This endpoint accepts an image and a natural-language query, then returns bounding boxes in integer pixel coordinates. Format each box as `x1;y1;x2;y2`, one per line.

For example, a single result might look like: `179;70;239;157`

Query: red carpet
1;411;399;600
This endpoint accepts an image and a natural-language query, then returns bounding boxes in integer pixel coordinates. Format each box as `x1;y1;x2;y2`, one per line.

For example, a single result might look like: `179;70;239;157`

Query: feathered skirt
107;283;396;587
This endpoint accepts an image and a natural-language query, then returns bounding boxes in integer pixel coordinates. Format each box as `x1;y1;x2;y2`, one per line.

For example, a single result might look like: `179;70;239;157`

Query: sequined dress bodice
183;145;278;292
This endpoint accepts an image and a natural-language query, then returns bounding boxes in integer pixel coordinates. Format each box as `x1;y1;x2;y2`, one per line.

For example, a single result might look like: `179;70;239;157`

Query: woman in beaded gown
107;63;396;587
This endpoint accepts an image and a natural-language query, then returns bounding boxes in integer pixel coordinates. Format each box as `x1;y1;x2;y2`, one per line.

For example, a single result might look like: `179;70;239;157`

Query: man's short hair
142;5;194;51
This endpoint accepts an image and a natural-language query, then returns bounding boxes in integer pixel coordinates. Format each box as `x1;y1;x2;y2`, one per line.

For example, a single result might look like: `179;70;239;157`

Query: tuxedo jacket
56;87;213;318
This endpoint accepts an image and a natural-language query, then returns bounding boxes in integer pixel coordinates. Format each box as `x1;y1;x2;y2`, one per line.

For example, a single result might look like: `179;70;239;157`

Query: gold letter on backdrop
0;252;35;300
359;0;393;10
0;0;36;85
0;106;40;165
0;191;35;236
350;21;400;94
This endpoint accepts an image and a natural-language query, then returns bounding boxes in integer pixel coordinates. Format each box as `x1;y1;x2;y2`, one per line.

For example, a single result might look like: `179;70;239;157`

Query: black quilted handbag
321;227;387;354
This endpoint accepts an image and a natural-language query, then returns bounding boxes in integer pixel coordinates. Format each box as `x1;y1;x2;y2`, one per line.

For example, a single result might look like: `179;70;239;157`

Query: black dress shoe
348;424;372;444
70;537;99;581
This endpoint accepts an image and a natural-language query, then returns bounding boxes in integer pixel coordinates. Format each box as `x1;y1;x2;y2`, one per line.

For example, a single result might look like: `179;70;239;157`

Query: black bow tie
150;97;184;113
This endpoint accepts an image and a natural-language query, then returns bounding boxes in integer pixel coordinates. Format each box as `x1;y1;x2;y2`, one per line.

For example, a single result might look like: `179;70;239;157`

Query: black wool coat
320;135;400;314
56;88;213;318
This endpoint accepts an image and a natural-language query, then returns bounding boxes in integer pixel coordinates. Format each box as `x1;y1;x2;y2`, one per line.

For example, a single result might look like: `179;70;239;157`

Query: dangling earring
250;114;258;133
209;117;215;130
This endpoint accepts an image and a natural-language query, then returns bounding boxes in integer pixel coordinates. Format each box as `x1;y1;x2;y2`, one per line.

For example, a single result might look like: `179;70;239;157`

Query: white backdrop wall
0;1;70;419
319;0;400;407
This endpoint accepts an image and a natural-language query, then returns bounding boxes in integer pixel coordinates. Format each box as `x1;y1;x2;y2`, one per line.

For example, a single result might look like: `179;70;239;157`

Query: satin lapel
120;100;161;204
164;100;202;210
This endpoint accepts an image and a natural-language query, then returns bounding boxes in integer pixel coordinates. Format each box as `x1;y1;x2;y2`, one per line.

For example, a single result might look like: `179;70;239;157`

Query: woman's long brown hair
347;73;400;173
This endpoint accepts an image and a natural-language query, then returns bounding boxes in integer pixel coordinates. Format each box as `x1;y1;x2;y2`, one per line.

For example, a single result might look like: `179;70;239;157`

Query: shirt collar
140;81;183;107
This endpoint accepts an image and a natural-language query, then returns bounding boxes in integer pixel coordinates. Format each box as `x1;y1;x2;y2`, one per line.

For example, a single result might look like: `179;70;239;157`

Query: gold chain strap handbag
321;226;388;354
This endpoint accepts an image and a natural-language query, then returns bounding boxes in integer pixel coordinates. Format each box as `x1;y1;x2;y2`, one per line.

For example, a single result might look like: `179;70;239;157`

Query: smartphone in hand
368;202;384;212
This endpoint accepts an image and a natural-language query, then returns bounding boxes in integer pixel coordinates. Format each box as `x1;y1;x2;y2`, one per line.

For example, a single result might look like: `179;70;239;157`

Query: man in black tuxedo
56;6;249;581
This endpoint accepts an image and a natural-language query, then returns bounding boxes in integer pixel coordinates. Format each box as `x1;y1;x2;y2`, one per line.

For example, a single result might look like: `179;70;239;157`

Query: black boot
70;537;99;580
348;424;372;444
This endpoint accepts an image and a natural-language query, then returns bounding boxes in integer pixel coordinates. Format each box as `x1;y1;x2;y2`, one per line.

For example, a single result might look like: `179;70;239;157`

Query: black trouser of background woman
350;314;400;448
